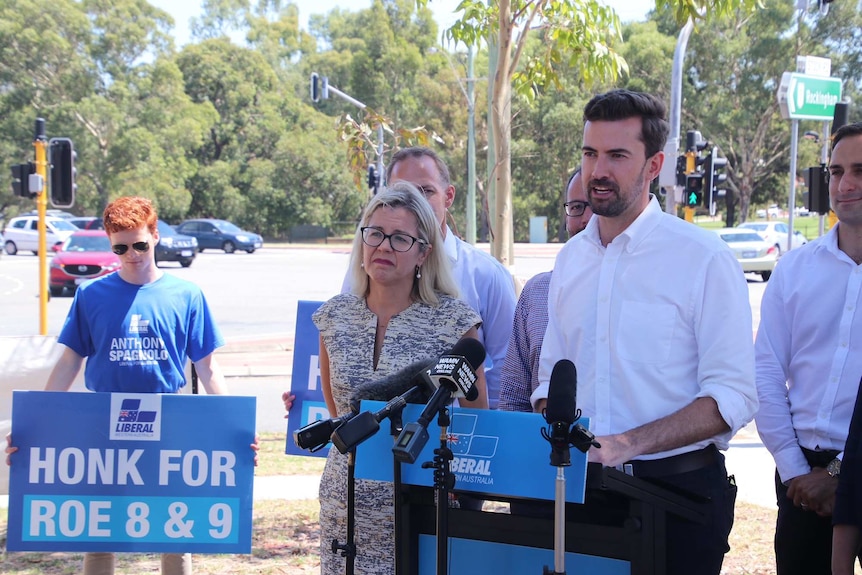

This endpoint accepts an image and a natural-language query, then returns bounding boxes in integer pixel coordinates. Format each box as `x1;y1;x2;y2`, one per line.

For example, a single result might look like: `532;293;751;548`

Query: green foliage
1;0;859;241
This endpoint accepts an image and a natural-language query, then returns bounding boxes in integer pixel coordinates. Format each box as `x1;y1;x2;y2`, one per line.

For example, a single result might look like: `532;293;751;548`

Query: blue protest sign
285;300;330;457
7;391;256;554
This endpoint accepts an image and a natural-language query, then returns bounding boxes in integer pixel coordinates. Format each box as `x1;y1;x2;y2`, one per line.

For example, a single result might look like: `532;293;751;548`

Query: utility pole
466;45;477;245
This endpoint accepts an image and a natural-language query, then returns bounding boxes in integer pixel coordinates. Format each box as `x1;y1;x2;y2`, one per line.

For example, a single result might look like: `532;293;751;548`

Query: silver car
3;215;79;255
714;228;778;281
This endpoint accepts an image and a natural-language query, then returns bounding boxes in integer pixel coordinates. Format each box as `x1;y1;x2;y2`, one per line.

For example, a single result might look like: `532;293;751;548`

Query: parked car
713;228;778;281
49;230;121;296
155;220;197;267
3;215;79;255
68;216;105;230
737;221;808;255
175;218;263;253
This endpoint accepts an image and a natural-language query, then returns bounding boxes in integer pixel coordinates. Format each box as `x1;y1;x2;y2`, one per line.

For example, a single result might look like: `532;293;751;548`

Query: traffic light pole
311;74;385;193
34;119;49;335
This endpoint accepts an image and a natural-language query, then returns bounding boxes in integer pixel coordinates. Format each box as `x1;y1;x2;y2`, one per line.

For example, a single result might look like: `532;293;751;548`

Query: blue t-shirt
58;272;224;393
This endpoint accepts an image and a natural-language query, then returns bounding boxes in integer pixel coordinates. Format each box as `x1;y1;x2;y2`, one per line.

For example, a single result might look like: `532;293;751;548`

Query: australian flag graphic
117;399;157;424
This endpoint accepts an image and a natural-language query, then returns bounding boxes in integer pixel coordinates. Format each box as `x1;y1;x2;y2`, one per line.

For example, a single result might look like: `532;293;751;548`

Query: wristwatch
826;457;841;478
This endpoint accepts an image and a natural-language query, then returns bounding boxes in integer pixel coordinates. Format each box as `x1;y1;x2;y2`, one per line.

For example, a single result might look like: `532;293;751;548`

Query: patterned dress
313;292;482;575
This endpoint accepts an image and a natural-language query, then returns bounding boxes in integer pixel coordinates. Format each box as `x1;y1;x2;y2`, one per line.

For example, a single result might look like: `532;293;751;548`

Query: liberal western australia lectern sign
6;391;256;554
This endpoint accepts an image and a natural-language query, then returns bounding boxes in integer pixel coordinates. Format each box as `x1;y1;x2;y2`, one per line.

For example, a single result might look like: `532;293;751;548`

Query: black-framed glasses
360;227;425;252
564;200;590;217
111;241;150;255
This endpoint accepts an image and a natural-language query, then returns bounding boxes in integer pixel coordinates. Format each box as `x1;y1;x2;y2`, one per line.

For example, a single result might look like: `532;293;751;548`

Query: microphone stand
332;450;357;575
421;406;454;575
543;431;571;575
541;420;600;575
389;406;407;575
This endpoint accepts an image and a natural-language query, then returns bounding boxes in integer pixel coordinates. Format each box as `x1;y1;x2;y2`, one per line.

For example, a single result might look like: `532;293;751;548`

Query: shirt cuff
530;381;550;411
774;445;812;485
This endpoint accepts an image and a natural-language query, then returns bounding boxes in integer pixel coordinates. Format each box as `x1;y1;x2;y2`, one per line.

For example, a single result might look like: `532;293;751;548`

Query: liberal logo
448;412;499;483
128;314;150;334
109;394;162;441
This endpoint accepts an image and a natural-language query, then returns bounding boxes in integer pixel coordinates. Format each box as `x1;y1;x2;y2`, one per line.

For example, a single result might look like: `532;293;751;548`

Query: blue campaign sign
284;300;330;458
355;403;589;503
7;391;256;554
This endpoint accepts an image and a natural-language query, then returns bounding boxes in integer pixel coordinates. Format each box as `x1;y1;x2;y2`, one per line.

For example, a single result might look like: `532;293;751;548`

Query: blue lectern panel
355;403;589;503
418;535;630;575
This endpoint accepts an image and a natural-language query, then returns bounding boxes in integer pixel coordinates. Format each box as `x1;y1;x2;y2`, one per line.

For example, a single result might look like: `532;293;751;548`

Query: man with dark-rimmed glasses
499;168;591;413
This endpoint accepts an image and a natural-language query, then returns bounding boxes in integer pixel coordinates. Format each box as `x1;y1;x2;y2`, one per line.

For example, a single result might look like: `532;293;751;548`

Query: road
0;242;768;338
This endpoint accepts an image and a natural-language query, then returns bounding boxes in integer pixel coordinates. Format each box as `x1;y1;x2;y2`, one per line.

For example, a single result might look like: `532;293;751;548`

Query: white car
737;221;808;255
714;228;778;281
3;215;79;255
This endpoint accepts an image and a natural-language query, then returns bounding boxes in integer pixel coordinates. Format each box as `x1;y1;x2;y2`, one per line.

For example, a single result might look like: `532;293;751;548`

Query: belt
620;445;721;478
800;447;840;468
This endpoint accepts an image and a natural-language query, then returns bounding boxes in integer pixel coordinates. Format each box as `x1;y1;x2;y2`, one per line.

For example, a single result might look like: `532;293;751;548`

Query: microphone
331;385;428;454
293;412;356;452
540;359;600;460
293;359;436;453
348;358;437;412
330;360;438;454
542;359;578;467
392;338;486;464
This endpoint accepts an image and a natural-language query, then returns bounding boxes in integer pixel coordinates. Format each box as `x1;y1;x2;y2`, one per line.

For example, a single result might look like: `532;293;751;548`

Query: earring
415;266;422;279
360;262;364;268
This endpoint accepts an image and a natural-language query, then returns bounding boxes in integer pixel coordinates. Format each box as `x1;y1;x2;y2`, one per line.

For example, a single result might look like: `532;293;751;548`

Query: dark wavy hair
583;89;670;158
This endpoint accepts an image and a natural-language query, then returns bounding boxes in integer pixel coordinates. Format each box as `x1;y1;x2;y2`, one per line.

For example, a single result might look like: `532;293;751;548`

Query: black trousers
511;455;737;575
773;448;839;575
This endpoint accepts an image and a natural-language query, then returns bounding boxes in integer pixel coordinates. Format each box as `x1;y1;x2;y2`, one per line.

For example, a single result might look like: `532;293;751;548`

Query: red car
49;230;121;297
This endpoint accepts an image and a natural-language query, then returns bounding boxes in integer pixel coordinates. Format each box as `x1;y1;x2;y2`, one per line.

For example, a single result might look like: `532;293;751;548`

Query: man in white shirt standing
756;121;862;575
386;147;516;410
533;89;758;575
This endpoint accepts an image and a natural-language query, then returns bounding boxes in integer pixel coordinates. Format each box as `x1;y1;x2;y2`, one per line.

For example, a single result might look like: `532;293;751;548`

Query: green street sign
778;72;843;120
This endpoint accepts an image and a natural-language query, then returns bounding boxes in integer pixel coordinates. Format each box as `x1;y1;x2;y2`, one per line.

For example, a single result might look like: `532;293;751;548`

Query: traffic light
10;163;36;198
49;137;76;208
367;165;380;193
804;165;829;214
310;73;329;103
685;173;703;207
310;72;320;103
675;155;687;187
704;146;727;215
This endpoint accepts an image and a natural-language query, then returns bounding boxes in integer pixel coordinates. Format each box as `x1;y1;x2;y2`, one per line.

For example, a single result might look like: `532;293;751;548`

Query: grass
256;432;325;477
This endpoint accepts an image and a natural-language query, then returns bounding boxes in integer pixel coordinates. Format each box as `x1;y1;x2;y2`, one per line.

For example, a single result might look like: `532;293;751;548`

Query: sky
148;0;651;48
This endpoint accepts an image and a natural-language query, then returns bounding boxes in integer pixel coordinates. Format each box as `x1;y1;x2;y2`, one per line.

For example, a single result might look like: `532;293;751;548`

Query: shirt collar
443;225;458;262
582;194;663;252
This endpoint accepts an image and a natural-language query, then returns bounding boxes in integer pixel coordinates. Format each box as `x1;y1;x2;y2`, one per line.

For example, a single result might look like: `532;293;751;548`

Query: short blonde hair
348;182;458;304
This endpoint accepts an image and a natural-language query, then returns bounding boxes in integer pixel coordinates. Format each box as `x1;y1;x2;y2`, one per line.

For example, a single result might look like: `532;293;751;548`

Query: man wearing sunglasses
499;168;591;413
19;196;229;575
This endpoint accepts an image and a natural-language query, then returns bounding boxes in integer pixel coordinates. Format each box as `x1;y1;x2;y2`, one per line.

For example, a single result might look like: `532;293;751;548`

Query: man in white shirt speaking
533;89;758;575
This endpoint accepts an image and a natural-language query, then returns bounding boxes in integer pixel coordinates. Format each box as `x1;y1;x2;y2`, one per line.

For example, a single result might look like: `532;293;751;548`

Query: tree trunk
490;0;514;266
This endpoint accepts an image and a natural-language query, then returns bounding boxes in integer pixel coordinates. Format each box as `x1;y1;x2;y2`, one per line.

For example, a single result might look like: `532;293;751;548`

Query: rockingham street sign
777;72;843;120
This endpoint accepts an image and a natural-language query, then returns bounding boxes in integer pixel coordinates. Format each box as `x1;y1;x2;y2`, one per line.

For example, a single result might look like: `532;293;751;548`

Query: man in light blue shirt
385;147;516;410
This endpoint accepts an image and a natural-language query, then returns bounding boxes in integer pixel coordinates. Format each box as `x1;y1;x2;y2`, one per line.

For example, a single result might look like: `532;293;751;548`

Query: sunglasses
111;241;150;255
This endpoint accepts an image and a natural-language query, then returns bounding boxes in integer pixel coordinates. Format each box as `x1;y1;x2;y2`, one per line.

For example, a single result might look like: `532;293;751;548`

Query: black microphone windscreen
349;357;437;411
545;359;577;425
448;337;486;371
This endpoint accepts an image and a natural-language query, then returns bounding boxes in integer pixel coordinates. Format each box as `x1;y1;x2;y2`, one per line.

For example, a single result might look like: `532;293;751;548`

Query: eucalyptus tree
0;0;217;219
439;0;762;265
